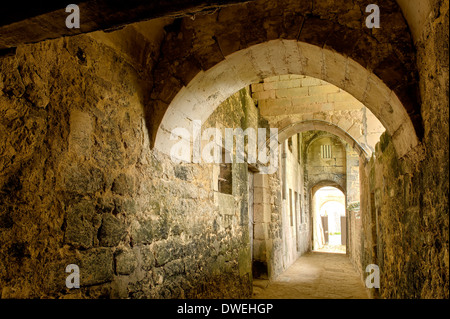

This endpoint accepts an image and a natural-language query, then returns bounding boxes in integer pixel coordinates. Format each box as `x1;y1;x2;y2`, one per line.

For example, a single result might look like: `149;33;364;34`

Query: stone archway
280;120;369;158
313;188;347;251
154;40;418;159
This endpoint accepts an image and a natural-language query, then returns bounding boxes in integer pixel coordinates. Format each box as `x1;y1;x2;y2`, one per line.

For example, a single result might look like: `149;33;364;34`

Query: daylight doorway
312;186;346;254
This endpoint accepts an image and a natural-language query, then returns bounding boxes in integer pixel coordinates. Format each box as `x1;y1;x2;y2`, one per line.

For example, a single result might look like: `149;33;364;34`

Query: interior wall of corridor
280;135;310;270
0;58;308;297
0;48;261;297
348;0;449;299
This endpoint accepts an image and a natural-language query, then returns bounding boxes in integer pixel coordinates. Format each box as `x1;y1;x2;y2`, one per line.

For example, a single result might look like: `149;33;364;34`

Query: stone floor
253;252;370;299
315;244;346;254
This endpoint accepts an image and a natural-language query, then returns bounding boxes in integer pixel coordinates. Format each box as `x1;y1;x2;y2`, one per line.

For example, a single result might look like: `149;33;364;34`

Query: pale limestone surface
253;252;369;299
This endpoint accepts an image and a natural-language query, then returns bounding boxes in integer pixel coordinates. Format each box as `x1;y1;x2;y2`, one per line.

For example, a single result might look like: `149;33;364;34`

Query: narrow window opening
321;144;332;159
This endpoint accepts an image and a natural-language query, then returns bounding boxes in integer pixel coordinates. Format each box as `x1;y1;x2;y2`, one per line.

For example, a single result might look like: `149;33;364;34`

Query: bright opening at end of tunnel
313;187;347;254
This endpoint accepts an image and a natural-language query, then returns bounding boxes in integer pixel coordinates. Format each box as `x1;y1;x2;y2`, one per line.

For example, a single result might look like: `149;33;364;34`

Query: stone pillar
252;173;271;279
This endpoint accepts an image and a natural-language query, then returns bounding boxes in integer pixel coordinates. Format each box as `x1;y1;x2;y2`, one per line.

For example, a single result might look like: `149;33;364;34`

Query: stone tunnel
0;0;448;300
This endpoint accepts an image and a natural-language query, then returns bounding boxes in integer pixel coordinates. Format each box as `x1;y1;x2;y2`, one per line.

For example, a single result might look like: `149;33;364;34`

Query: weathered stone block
291;95;327;106
62;164;105;194
251;83;264;92
174;165;192;181
254;173;268;188
276;87;309;99
79;248;114;286
253;239;267;262
98;214;127;247
112;173;135;196
253;90;276;100
152;267;165;285
254;186;270;204
140;245;156;271
327;91;352;103
254;223;268;240
301;77;322;87
115;248;137;275
68;110;92;159
308;85;340;96
238;248;251;277
130;219;153;245
64;200;100;249
163;259;185;277
253;203;272;224
153;240;184;267
114;198;137;215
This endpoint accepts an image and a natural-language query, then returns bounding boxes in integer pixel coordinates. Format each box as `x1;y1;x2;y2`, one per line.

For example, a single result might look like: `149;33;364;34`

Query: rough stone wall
356;129;448;299
0;35;256;298
360;129;448;299
265;170;284;279
0;35;153;298
415;1;449;298
203;88;298;283
351;0;448;299
280;134;310;269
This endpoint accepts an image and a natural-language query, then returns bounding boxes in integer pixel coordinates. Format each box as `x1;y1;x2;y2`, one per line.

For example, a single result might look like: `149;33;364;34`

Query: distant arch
276;120;369;159
311;181;346;197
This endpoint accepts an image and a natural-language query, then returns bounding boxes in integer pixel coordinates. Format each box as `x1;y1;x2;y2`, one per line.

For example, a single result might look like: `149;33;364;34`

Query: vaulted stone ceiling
0;0;433;143
0;0;250;50
0;0;433;46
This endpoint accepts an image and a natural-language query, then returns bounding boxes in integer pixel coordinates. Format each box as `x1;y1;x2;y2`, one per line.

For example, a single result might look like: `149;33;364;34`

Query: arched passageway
0;0;447;301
